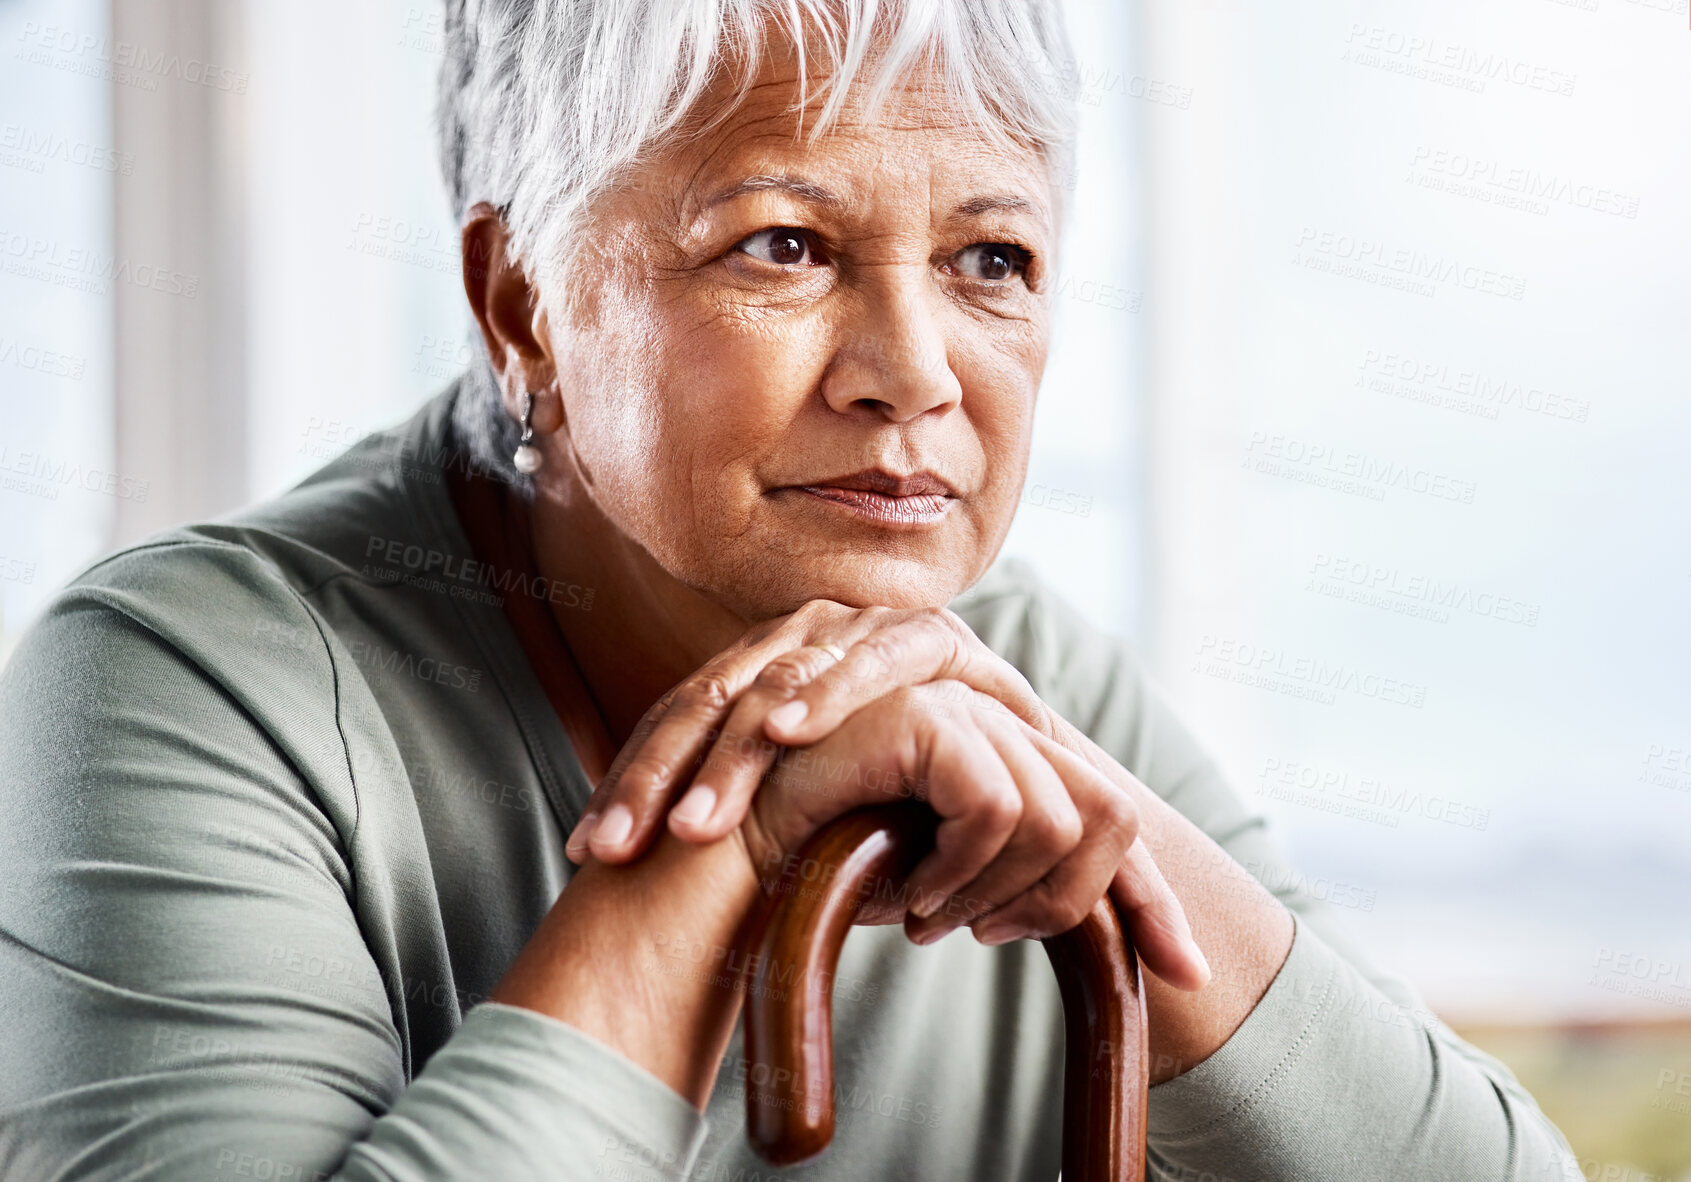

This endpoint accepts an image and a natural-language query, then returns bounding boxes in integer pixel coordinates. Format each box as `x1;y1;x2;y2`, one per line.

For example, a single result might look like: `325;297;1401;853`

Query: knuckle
1097;788;1140;844
753;656;814;695
984;785;1023;830
855;630;908;673
795;598;847;625
1042;804;1085;852
933;607;973;640
1049;893;1091;935
681;670;735;713
621;752;676;793
1016;805;1063;851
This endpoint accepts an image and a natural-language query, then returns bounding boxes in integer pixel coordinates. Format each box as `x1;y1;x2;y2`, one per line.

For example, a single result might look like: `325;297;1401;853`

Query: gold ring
817;642;848;663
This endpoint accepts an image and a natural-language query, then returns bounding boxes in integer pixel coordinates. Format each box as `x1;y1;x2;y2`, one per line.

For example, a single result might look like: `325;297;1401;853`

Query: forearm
492;829;762;1107
1133;788;1294;1081
1051;716;1294;1083
1144;915;1581;1182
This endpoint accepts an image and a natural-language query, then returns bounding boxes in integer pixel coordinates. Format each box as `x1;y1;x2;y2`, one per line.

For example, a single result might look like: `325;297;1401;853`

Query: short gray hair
437;0;1080;487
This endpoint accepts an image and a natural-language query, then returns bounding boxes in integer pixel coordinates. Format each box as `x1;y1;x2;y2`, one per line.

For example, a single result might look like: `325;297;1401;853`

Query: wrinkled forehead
638;41;1055;229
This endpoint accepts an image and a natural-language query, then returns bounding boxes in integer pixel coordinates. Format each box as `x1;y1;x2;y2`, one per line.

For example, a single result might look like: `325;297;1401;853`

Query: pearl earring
512;388;543;474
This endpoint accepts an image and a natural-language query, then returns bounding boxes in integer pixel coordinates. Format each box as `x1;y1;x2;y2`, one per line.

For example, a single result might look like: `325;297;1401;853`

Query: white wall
1141;0;1691;1022
0;0;118;652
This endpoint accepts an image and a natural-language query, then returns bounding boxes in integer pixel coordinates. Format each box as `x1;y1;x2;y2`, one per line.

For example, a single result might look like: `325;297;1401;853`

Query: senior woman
0;1;1576;1180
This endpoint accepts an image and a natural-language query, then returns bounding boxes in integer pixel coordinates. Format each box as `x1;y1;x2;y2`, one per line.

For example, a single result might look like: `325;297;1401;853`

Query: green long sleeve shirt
0;382;1578;1181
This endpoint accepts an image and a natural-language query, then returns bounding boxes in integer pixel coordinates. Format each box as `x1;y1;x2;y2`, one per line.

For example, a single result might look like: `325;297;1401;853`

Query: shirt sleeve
0;542;706;1182
1005;568;1582;1182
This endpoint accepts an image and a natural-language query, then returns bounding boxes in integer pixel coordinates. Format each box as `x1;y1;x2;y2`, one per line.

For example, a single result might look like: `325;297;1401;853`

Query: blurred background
2;0;1688;1174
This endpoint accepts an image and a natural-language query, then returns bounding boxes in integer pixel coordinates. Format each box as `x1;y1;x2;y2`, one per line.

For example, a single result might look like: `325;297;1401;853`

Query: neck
527;469;750;751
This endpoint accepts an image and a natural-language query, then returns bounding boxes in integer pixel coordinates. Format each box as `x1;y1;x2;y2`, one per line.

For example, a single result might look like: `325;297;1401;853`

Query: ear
461;202;563;435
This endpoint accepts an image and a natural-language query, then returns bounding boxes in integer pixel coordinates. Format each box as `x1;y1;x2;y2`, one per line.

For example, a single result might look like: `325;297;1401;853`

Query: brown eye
952;242;1028;282
736;227;821;267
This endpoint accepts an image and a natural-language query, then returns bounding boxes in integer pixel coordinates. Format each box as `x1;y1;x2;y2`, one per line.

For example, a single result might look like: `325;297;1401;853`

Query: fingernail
566;811;599;856
767;700;808;731
1188;939;1212;986
593;803;633;851
911;927;946;946
672;785;717;828
975;924;1017;947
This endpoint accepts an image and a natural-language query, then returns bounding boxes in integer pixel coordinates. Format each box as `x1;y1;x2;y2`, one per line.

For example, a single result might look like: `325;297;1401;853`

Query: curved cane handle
740;803;1148;1181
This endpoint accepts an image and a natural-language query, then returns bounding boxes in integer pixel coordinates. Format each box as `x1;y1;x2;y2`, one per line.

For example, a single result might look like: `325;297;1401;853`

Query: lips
783;468;957;527
800;469;956;497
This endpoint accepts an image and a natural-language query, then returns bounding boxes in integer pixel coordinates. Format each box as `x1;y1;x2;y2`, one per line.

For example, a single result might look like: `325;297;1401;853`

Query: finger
763;611;1050;747
956;735;1140;945
579;662;750;863
904;717;1080;945
574;604;865;861
967;763;1139;946
565;692;675;865
667;644;848;843
896;686;1024;919
1109;841;1211;992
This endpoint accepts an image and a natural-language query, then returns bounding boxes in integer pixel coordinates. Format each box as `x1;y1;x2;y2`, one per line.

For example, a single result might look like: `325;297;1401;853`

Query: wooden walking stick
740;803;1149;1181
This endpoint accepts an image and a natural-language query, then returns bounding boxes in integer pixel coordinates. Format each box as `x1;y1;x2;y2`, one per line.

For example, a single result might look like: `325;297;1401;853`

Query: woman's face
536;49;1055;621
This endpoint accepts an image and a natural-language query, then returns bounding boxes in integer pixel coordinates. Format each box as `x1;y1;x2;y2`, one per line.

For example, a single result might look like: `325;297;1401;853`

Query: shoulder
0;535;352;811
13;531;338;707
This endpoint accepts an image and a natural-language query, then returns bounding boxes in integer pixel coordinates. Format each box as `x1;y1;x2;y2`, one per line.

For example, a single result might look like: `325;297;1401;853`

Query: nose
819;275;962;422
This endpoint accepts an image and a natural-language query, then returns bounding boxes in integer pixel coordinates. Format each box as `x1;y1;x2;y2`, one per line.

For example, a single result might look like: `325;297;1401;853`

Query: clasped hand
564;600;1210;990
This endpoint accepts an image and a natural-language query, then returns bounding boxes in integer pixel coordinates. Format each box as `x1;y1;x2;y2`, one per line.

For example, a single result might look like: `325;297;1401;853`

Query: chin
707;551;975;620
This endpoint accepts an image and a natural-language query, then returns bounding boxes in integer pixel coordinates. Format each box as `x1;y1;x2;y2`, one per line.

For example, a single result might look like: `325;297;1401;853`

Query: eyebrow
702;175;844;210
948;194;1041;221
701;175;1046;225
